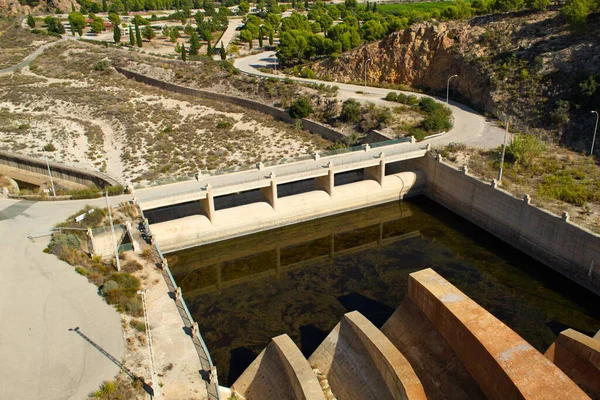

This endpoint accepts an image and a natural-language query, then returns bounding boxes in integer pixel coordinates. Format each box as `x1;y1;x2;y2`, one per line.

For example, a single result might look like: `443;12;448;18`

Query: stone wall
400;153;600;296
115;67;348;143
0;151;120;188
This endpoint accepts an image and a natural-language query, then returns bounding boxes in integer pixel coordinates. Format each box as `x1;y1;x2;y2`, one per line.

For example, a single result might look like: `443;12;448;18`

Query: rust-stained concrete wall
309;310;426;400
408;268;589;400
397;153;600;296
231;334;325;400
545;329;600;399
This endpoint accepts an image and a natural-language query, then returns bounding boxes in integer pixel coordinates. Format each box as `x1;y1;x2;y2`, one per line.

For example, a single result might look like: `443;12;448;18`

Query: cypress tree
135;21;142;47
304;0;308;9
71;2;75;12
114;25;121;43
372;2;377;12
27;15;35;29
220;41;226;60
102;0;107;12
129;26;134;45
206;40;211;55
181;43;186;61
268;30;274;46
189;31;200;55
258;26;263;47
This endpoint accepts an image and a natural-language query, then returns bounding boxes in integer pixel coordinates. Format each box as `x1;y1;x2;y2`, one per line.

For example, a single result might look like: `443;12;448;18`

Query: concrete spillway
151;171;424;252
228;269;594;400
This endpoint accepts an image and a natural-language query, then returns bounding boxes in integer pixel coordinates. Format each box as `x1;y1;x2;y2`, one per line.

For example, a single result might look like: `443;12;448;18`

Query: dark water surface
168;197;600;386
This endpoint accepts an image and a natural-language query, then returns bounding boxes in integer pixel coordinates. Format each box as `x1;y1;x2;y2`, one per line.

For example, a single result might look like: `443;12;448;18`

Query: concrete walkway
0;198;124;400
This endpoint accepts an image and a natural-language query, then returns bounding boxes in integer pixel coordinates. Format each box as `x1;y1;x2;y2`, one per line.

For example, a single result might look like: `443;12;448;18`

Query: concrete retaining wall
408;268;589;400
400;153;600;296
115;67;348;143
0;151;120;188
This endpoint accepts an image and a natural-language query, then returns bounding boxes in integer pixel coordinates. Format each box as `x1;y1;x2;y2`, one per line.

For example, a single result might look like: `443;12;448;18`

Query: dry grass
0;18;58;69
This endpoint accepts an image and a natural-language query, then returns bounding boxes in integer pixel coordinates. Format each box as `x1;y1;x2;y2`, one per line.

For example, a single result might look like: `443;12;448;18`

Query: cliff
312;11;600;151
0;0;77;16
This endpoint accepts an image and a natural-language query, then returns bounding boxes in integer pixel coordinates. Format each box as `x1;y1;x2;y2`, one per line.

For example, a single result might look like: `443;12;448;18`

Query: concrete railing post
175;286;182;301
462;165;468;174
562;212;570;222
523;194;531;205
200;183;215;223
491;179;498;189
364;143;370;152
410;136;416;144
191;321;199;337
260;177;278;211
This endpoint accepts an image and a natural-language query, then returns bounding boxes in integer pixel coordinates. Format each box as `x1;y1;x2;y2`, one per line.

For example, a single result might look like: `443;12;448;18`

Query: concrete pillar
562;212;570;222
315;167;335;198
209;366;218;385
462;165;468;174
364;158;385;187
191;321;199;337
161;258;168;270
199;184;215;223
523;194;531;205
175;286;182;301
260;179;278;211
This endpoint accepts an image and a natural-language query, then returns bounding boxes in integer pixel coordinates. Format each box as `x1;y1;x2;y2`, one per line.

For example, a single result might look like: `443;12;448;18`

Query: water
167;197;600;386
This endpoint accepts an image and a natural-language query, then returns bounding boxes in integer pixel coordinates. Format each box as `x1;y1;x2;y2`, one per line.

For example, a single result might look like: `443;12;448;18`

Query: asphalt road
0;198;124;400
234;51;506;149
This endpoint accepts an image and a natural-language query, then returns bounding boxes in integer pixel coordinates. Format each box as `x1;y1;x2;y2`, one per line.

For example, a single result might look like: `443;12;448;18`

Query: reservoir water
167;197;600;386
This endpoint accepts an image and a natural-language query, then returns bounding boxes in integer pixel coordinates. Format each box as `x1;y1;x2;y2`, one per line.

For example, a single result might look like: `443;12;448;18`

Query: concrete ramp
309;310;426;400
408;268;589;400
545;329;600;399
381;298;485;400
231;334;325;400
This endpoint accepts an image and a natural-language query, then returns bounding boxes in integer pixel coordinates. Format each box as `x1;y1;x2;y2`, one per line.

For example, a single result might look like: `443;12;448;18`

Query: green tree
238;0;250;13
562;0;594;31
189;31;200;55
129;25;135;45
142;25;155;41
113;24;121;42
90;16;105;34
258;26;264;47
102;0;107;12
240;29;253;49
27;15;36;29
169;28;180;42
45;16;66;34
181;42;187;61
288;97;313;118
68;12;86;36
269;29;274;45
220;41;226;60
135;20;143;47
108;13;121;26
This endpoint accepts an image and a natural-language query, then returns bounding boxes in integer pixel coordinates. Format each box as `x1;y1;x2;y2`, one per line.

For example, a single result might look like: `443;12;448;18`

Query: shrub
100;280;119;296
75;266;88;276
385;92;398;102
505;134;546;166
538;173;589;206
216;121;233;130
130;319;146;332
340;99;361;123
93;60;111;71
106;185;124;196
68;187;101;199
409;128;427;141
421;110;453;132
300;67;315;78
288;97;313;119
418;97;442;114
43;143;57;152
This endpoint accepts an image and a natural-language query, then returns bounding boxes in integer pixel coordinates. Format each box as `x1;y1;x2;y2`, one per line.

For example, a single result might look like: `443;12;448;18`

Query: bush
300;67;315;78
130;319;146;332
106;185;124;196
409;128;427;141
288;97;313;119
75;266;88;276
93;60;111;71
68;187;101;199
43;143;57;152
101;280;119;296
505;134;546;166
538;173;590;206
216;121;233;129
418;97;442;114
421;110;453;132
340;99;361;123
385;92;398;102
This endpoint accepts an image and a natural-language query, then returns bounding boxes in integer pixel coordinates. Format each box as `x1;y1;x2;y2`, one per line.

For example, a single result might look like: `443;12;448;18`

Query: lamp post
447;74;458;104
591;111;599;156
498;118;510;184
364;57;371;87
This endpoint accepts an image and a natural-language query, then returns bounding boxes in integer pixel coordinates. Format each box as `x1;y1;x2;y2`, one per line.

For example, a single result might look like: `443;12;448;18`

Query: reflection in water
168;197;600;386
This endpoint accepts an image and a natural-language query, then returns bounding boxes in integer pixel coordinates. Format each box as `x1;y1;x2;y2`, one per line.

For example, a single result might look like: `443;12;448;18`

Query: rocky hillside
0;0;76;16
312;10;600;152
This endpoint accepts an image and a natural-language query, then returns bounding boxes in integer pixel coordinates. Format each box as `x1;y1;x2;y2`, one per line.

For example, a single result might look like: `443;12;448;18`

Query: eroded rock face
312;22;494;114
0;0;78;16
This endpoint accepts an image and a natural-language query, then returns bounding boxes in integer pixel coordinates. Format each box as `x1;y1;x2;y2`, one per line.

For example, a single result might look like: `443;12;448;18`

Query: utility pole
45;157;56;197
498;118;510;184
447;74;458;104
364;57;371;87
591;111;599;156
105;191;121;272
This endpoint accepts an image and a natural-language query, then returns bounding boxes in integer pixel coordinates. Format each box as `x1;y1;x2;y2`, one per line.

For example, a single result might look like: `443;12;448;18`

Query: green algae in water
168;197;600;386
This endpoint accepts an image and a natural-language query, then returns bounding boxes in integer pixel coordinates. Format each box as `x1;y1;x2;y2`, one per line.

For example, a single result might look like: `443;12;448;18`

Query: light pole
45;157;56;197
364;57;371;87
591;111;599;156
447;74;458;104
498;118;510;184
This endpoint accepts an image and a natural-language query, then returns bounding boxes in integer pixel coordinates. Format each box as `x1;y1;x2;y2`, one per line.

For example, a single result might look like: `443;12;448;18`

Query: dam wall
152;171;425;252
398;152;600;296
0;151;120;188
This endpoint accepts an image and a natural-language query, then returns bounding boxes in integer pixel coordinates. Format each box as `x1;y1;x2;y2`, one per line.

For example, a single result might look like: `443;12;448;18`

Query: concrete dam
138;142;600;399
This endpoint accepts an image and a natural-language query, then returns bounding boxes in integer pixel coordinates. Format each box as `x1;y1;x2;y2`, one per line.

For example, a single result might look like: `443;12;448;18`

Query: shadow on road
69;327;155;396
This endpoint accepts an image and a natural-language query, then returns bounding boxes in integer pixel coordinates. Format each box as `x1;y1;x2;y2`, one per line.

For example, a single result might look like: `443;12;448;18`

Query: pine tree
220;41;226;60
189;31;200;55
129;26;134;45
181;43;186;61
135;21;142;47
114;25;121;43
